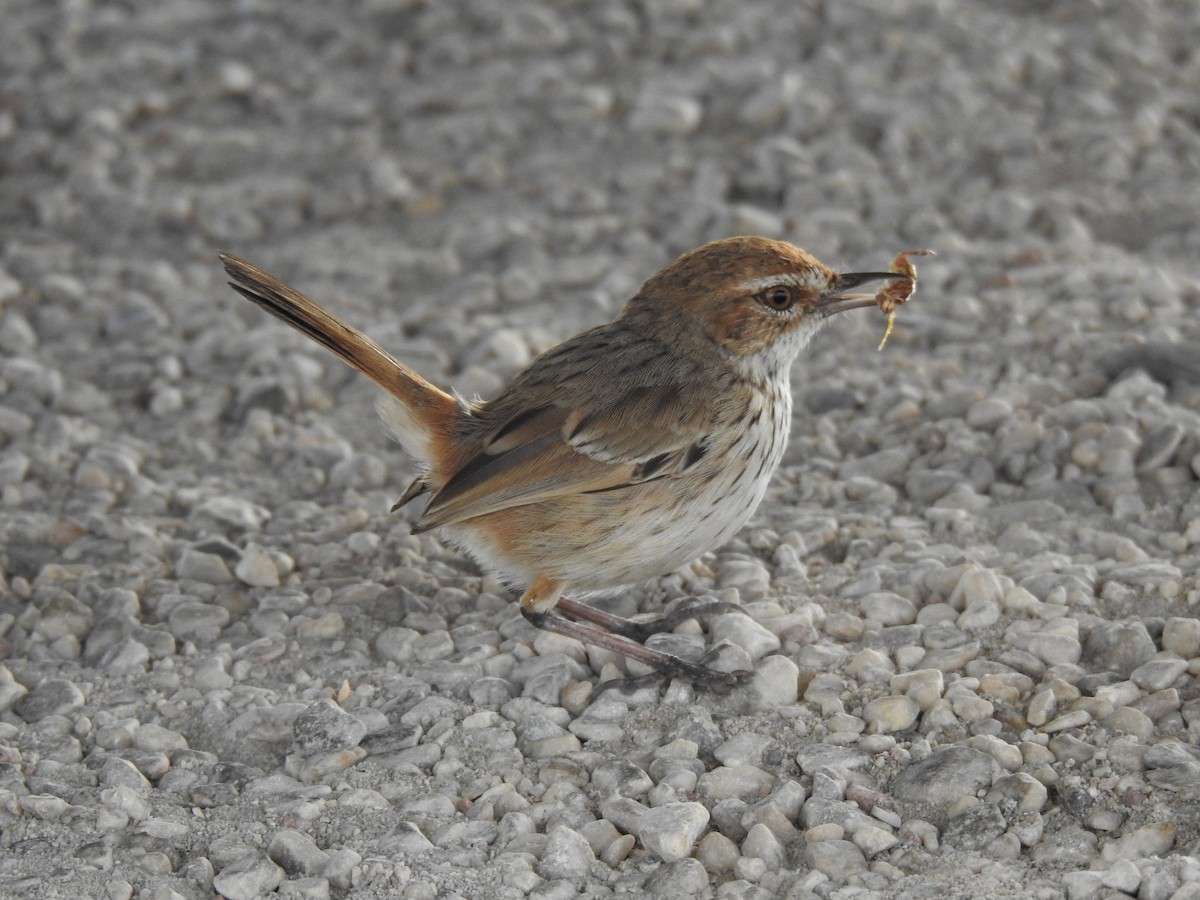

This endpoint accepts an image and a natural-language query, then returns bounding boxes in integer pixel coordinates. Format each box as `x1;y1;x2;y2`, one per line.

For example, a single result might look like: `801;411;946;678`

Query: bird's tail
219;252;462;468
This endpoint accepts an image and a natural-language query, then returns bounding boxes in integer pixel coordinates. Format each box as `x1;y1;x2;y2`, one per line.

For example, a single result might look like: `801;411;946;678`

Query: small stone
193;496;270;531
0;666;29;712
1103;706;1154;740
1061;870;1103;899
716;558;772;598
803;839;868;878
135;724;188;753
968;735;1023;772
942;803;1007;851
599;797;648;837
1100;859;1142;894
267;829;329;877
1143;740;1200;794
590;759;653;798
862;696;920;734
1134;687;1181;721
1084;621;1157;676
890;669;943;710
322;849;360;891
859;593;917;626
33;590;93;640
1099;822;1176;862
748;654;800;708
1026;690;1056;726
291;699;367;755
21;794;70;820
741;823;786;871
851;823;899;857
14;677;84;723
696;766;776;804
235;544;280;587
167;602;230;643
175;548;233;584
714;733;782;769
1162;618;1200;658
890;747;1001;807
805;823;845;843
1048;733;1096;765
636;802;709;863
953;566;1005;607
537;825;594;880
600;834;635;868
1029;825;1099;866
695;831;739;874
1041;709;1091;733
966;398;1012;429
1008;627;1082;667
211;855;285;900
644;859;709;897
1129;657;1188;691
710;613;780;659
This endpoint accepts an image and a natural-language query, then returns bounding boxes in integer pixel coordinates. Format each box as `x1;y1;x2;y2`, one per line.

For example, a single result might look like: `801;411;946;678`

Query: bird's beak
817;271;908;317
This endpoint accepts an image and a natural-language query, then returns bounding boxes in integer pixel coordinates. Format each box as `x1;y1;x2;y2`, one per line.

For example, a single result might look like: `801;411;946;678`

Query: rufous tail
219;253;461;466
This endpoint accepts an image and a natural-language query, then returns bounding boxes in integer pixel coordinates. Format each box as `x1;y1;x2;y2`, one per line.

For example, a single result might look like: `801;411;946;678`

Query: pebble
1099;822;1177;862
211;855;285;900
14;678;85;722
537;825;595;879
697;766;777;804
1129;657;1188;691
804;839;868;878
942;803;1007;851
175;547;233;584
859;592;917;626
714;733;782;769
748;654;800;707
710;613;781;659
862;696;921;733
851;823;900;857
890;747;1001;806
1161;617;1200;658
591;759;653;798
695;831;740;874
235;543;281;587
1083;621;1158;676
267;830;330;876
3;5;1199;900
167;601;230;644
636;802;709;863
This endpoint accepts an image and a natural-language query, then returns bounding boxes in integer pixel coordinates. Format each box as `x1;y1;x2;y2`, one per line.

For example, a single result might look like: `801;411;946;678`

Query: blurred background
2;0;1200;896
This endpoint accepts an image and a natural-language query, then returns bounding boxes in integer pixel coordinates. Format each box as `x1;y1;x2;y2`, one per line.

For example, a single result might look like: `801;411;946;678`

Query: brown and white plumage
220;236;903;683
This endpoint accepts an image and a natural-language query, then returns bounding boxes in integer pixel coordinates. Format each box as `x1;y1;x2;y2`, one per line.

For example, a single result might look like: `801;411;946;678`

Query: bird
219;237;904;687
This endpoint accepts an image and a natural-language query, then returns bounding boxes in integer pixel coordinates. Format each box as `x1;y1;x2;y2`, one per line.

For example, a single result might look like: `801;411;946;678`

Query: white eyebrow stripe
734;273;820;294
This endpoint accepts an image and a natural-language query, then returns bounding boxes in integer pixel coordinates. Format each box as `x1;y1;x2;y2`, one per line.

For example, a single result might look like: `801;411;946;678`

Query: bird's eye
756;286;796;312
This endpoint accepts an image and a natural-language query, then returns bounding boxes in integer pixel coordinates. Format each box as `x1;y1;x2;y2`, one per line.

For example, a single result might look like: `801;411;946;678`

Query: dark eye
756;286;796;312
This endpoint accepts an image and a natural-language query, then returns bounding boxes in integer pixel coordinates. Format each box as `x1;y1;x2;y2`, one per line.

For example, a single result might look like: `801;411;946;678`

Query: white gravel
2;1;1200;898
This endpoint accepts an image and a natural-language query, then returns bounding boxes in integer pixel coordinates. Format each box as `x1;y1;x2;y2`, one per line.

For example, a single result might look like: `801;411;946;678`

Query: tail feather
219;252;461;466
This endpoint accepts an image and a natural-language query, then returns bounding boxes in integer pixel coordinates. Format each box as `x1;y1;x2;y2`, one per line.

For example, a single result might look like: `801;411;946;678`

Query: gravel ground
3;1;1200;898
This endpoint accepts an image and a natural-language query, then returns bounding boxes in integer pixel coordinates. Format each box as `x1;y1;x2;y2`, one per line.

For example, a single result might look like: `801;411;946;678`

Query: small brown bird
220;237;903;686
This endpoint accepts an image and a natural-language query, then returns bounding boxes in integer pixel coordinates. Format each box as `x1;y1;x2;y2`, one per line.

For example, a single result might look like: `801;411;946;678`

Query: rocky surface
1;1;1199;898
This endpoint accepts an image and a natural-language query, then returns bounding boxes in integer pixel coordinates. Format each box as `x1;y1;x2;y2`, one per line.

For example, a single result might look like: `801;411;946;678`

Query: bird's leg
519;578;748;689
521;608;740;687
554;595;748;642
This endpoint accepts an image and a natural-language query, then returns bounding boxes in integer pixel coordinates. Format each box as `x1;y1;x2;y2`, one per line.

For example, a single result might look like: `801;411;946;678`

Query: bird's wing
411;383;715;532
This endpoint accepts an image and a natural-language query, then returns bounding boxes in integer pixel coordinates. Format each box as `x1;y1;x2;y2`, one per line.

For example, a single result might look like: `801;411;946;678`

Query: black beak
833;272;907;293
817;271;907;316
